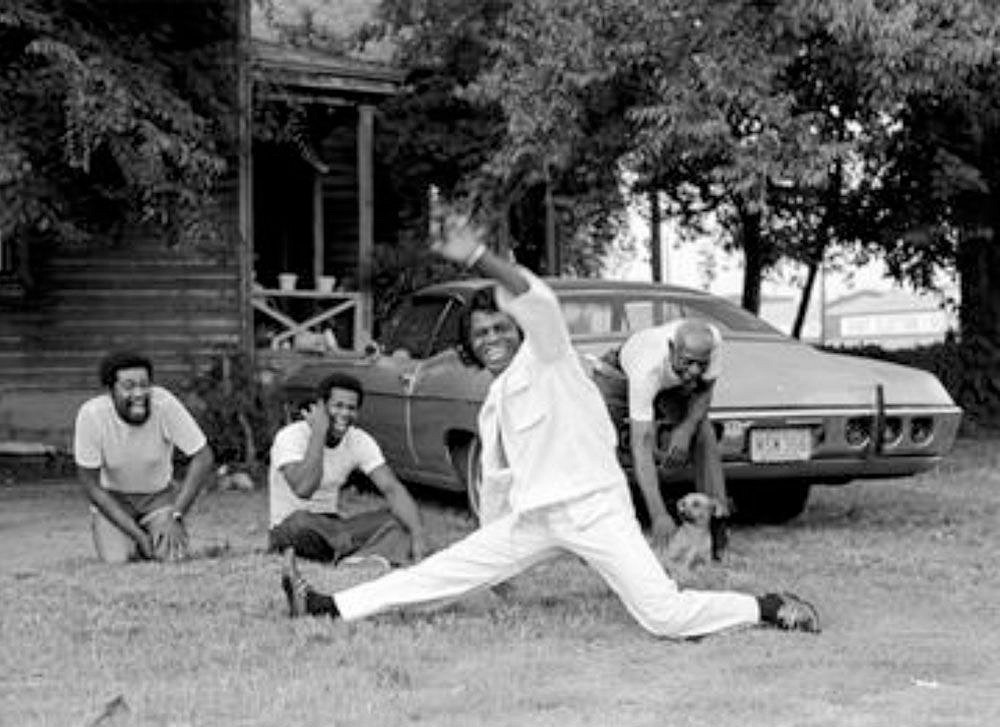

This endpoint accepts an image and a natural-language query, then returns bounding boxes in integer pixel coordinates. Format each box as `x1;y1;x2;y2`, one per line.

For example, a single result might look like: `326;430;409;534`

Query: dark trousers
653;388;729;513
268;509;413;565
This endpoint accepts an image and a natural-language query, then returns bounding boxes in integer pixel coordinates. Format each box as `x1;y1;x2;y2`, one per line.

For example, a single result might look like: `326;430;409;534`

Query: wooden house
0;23;402;450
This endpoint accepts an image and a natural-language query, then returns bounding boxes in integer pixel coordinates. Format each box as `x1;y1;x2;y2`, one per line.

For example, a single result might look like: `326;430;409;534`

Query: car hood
711;339;956;410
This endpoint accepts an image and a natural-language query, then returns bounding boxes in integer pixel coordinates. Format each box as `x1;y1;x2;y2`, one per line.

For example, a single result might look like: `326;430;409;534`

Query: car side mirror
364;341;382;357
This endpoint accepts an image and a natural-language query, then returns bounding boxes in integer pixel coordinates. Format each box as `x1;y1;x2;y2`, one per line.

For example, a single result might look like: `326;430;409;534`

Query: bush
178;350;285;476
821;335;1000;431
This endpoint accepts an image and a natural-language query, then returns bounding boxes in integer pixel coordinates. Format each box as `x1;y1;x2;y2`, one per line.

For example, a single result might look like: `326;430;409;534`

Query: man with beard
278;218;820;638
74;351;214;563
267;373;426;567
616;318;732;559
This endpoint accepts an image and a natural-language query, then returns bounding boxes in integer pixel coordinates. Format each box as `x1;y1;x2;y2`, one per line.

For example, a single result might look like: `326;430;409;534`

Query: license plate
749;428;812;463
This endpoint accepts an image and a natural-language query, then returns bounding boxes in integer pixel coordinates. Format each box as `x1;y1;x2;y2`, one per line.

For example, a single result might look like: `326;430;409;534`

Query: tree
470;0;853;311
0;0;236;268
829;0;1000;343
356;0;630;276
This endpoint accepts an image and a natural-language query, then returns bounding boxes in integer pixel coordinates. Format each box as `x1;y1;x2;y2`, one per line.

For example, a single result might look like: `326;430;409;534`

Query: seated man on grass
74;351;215;563
267;373;426;568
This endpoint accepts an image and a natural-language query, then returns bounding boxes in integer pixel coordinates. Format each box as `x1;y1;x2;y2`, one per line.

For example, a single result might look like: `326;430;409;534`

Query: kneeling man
74;351;215;563
268;373;426;567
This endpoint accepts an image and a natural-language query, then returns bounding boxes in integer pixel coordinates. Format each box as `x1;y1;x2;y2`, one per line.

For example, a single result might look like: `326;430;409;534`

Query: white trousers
335;487;760;639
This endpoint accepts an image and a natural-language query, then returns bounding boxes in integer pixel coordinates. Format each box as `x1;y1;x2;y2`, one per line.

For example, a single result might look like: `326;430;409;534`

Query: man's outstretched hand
429;210;486;266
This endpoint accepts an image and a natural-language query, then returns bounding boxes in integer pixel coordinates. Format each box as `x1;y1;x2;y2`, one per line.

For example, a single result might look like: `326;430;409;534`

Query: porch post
237;0;254;360
356;103;375;343
312;170;324;285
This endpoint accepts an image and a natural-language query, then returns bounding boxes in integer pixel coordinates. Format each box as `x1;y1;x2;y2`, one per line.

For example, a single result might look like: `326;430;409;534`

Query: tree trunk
649;189;662;283
544;170;558;276
739;208;764;314
791;260;819;340
792;162;842;340
957;227;1000;343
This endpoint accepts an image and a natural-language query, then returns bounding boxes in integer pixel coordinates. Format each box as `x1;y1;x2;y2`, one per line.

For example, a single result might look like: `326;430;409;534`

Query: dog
663;493;725;580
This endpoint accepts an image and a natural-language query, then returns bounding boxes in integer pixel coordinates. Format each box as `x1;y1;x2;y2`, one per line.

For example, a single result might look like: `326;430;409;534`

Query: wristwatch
171;510;184;522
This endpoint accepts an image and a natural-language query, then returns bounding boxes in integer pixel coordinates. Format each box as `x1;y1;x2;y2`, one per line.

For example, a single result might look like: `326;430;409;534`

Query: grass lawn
2;437;999;727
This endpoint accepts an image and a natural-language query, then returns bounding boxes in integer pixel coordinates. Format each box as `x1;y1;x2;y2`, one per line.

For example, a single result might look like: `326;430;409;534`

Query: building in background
616;209;958;349
822;288;958;349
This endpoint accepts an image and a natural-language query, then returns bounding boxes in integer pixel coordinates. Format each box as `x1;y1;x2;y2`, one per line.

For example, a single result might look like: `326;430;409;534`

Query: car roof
415;276;712;300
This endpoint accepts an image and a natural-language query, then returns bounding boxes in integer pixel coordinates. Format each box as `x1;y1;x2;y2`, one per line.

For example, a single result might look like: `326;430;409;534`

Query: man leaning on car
611;318;731;559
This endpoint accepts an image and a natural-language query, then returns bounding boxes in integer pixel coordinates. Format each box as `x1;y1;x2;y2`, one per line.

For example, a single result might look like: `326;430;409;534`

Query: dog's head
676;493;723;526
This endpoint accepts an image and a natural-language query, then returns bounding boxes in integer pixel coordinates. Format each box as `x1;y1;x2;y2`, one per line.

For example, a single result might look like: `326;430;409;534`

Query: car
279;278;962;524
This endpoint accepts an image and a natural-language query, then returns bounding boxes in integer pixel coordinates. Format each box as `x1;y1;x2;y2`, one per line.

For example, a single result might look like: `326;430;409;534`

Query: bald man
617;319;730;558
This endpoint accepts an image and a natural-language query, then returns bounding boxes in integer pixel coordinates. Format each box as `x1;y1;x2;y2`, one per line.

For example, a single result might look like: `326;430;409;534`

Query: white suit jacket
477;270;627;523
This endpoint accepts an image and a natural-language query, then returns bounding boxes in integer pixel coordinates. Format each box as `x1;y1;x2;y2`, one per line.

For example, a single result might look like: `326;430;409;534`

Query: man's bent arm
472;249;571;362
280;427;326;499
172;444;214;516
368;463;426;554
471;248;530;298
629;419;673;532
77;466;148;546
675;382;715;441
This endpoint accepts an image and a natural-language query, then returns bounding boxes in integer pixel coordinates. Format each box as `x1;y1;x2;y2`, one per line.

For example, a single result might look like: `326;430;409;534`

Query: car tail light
712;422;725;442
882;417;903;447
910;417;934;445
845;417;871;448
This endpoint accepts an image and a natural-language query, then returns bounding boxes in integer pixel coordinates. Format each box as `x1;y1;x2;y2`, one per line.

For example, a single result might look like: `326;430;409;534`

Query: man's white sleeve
73;404;102;468
161;390;208;455
620;338;661;423
352;429;387;475
495;268;572;363
270;424;309;472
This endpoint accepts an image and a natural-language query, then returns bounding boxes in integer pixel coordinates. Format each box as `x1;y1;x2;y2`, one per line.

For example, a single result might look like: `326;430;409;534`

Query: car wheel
729;481;811;524
449;436;482;519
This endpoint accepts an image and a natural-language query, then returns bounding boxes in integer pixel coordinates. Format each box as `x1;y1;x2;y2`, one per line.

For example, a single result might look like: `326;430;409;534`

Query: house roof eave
250;38;404;97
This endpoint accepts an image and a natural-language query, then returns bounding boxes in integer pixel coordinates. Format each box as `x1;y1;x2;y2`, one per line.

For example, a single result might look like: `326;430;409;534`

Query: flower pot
277;273;298;291
316;274;337;293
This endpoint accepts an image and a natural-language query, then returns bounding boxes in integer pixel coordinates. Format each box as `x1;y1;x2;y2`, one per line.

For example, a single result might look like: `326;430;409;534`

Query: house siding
0;218;242;448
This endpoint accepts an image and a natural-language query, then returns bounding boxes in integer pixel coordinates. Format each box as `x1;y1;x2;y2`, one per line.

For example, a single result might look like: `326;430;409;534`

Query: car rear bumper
719;454;944;483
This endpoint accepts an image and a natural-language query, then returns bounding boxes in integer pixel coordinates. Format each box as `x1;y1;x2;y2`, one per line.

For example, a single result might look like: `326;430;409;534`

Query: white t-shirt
268;421;386;527
618;320;722;422
73;386;208;494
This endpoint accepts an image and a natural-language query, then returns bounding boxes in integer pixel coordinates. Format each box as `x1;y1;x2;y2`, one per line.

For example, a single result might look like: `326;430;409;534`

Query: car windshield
558;293;783;336
379;298;449;357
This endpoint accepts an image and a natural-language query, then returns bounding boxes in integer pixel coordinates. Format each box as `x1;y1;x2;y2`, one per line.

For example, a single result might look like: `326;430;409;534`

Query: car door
362;296;451;473
406;296;492;482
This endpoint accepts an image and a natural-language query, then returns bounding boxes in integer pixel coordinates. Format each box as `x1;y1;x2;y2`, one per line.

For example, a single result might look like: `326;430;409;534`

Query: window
562;300;614;335
623;299;684;331
558;295;685;336
379;297;450;358
428;298;465;356
0;232;10;273
681;298;783;335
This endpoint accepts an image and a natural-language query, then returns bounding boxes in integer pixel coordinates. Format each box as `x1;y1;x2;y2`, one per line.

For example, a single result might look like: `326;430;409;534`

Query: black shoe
280;548;310;618
710;516;729;561
772;592;821;633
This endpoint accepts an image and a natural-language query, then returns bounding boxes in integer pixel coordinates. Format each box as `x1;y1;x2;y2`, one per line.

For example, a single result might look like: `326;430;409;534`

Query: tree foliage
451;0;1000;340
353;0;629;276
0;0;236;257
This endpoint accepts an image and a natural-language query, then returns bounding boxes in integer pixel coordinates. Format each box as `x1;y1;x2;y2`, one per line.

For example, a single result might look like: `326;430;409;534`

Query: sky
608;205;960;302
603;206;960;339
